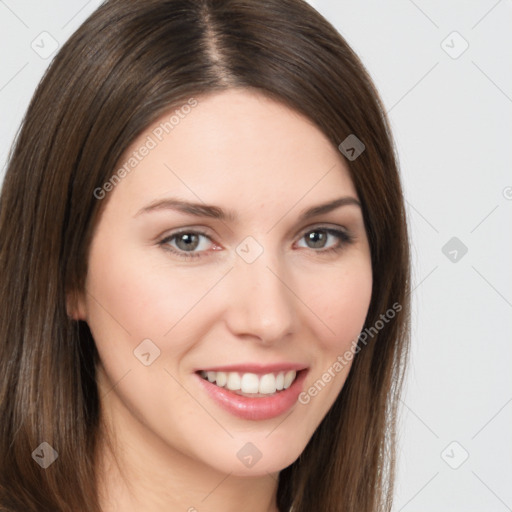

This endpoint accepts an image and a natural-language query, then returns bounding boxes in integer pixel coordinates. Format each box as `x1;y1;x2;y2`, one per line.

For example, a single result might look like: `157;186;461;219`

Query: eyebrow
134;196;361;222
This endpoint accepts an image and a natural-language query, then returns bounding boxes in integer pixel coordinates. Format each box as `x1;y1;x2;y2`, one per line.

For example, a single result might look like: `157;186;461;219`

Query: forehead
109;88;358;216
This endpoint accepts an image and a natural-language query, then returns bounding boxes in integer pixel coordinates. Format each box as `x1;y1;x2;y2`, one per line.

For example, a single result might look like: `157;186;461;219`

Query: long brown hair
0;1;410;510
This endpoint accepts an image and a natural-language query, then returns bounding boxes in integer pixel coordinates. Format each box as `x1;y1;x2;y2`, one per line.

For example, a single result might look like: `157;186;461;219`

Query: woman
0;1;410;511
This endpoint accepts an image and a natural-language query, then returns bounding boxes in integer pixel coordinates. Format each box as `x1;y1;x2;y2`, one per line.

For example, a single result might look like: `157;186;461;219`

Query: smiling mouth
197;369;301;397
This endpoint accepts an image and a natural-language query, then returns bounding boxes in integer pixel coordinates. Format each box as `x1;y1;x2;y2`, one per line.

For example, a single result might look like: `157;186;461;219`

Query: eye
159;225;354;260
159;230;216;259
296;227;353;254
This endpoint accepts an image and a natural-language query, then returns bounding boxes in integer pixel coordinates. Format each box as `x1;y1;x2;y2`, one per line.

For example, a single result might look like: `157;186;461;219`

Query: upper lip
196;363;308;374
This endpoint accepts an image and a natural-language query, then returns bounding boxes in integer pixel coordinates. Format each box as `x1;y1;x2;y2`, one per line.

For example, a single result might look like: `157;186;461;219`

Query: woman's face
74;88;372;476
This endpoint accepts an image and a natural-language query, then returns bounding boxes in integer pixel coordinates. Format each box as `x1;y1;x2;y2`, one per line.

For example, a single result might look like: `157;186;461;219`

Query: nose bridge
226;239;296;343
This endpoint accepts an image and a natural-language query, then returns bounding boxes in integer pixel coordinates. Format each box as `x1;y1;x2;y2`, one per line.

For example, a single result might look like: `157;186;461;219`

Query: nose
224;248;297;346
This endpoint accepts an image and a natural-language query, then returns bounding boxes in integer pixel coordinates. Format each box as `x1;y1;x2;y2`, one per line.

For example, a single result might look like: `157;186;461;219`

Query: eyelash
158;226;354;260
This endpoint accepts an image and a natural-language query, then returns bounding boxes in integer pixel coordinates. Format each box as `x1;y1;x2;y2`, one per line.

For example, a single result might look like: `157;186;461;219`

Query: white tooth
207;371;216;382
216;371;227;387
241;373;260;393
259;373;277;394
283;370;296;389
275;372;285;391
226;372;241;391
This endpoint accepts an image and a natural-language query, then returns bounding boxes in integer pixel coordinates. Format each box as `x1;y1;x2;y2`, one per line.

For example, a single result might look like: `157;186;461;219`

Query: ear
66;289;87;321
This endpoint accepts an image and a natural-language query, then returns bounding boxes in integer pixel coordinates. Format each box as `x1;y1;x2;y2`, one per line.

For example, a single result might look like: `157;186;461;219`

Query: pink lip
195;363;307;374
195;369;309;421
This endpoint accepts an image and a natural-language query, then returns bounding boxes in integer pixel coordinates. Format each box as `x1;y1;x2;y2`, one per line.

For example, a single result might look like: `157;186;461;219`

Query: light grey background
1;1;511;510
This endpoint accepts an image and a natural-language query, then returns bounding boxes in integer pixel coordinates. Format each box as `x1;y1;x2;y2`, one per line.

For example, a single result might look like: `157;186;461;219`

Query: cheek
305;258;373;353
87;236;167;329
84;234;222;360
293;259;372;426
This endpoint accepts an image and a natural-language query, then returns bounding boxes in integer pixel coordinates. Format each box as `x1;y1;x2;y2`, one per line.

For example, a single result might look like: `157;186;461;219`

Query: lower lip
195;370;308;421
